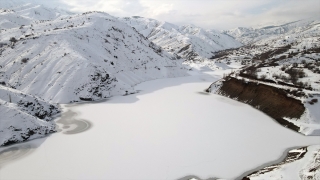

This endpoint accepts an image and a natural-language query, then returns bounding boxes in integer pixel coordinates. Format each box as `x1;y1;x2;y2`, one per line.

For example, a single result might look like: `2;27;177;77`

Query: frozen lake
1;72;319;180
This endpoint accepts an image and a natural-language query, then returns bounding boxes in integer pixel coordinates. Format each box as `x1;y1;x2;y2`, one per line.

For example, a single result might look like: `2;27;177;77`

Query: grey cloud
120;0;146;14
20;0;320;30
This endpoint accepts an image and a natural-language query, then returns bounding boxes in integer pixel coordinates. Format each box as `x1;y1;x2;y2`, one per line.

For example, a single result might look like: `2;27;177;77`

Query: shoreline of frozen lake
0;71;319;180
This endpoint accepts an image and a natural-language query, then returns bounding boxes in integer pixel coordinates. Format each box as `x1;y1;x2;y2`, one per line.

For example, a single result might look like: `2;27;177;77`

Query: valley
1;72;319;180
0;0;319;179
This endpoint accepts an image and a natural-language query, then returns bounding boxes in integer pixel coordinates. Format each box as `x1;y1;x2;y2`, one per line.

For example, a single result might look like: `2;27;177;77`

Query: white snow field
0;71;319;180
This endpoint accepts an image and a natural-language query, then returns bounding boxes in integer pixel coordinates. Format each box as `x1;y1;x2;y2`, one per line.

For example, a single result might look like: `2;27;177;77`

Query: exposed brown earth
215;77;305;133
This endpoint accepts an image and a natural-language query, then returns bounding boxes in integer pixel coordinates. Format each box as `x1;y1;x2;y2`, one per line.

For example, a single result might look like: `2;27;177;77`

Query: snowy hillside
209;28;320;95
0;85;60;146
207;16;320;135
213;16;320;71
243;145;320;180
119;16;242;62
0;11;187;103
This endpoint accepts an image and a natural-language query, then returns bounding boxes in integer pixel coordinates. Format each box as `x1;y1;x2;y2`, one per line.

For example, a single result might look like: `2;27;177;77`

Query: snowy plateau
0;0;320;180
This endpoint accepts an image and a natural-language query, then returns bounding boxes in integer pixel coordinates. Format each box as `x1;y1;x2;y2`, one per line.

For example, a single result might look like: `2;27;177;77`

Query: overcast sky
38;0;320;30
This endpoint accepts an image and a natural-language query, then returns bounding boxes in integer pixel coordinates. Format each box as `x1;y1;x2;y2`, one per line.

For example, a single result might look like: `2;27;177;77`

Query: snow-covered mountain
0;1;319;180
0;85;60;146
119;16;242;61
206;16;320;74
0;0;73;29
0;1;187;146
224;16;320;44
0;10;187;103
207;16;320;135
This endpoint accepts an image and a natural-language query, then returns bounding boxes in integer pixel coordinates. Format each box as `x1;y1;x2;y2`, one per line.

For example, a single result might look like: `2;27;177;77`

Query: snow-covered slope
212;16;320;73
120;16;242;61
206;16;320;136
0;11;187;103
225;16;320;44
0;2;187;147
0;85;60;146
212;17;320;92
243;145;320;180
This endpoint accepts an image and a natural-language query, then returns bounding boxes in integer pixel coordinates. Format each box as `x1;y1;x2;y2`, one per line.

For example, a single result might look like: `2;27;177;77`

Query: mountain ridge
224;16;320;44
0;10;187;103
119;16;242;62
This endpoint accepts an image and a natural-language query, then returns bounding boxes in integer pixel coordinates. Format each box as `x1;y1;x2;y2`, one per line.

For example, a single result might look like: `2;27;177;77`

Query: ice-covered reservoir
0;71;319;180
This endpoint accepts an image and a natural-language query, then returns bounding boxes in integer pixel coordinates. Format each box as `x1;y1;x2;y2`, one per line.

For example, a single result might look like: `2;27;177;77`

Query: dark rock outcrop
215;77;305;133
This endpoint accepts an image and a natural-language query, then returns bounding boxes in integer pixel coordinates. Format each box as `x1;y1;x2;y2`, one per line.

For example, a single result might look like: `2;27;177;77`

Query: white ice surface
0;72;319;180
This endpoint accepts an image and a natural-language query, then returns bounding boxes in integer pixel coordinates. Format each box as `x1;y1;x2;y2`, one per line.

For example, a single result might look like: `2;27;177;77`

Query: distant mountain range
224;16;320;44
120;16;242;61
